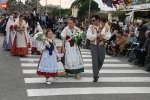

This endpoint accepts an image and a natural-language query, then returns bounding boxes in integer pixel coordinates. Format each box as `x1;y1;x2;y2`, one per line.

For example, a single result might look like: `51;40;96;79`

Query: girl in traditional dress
11;15;28;57
37;30;59;84
31;22;43;55
61;17;84;79
56;46;65;75
2;12;15;50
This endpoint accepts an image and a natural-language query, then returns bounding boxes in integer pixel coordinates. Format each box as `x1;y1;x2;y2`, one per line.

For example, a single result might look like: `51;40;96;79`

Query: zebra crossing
20;38;150;97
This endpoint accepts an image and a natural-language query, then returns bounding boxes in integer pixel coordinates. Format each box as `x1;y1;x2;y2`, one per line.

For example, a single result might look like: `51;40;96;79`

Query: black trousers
136;50;147;64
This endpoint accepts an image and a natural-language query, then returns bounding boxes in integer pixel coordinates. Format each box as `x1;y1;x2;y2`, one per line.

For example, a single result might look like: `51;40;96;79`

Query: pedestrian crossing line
83;59;120;62
81;52;91;54
27;87;150;96
24;77;150;83
21;63;133;68
26;54;111;58
20;58;119;62
22;69;149;74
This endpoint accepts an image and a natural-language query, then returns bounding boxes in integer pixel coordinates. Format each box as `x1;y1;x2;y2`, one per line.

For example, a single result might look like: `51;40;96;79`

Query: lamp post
88;0;91;20
59;0;61;15
45;0;47;12
37;0;40;13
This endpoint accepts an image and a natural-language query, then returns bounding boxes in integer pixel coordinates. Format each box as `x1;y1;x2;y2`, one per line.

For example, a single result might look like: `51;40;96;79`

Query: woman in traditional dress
2;12;15;50
31;22;43;55
11;15;28;56
61;17;84;79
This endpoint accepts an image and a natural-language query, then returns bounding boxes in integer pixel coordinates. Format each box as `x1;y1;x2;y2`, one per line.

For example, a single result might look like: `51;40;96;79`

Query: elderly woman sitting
126;32;138;48
111;31;126;56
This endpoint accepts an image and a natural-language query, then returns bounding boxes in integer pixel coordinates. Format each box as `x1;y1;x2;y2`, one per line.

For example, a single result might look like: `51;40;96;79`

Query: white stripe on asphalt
27;87;150;96
20;58;118;62
24;77;150;83
26;55;111;58
21;63;133;68
23;69;148;74
81;52;91;54
83;59;120;62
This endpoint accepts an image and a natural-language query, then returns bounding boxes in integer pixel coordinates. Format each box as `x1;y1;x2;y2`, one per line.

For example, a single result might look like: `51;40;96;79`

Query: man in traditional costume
86;15;111;82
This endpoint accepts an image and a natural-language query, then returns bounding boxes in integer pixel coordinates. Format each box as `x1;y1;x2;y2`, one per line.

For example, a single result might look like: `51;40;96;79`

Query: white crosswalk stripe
19;38;150;97
27;87;150;96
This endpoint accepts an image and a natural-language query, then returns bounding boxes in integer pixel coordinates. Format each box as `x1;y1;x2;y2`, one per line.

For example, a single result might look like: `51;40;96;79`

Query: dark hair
111;27;115;32
68;17;75;23
148;32;150;37
135;22;139;26
142;19;147;24
24;16;28;22
91;15;100;20
19;15;23;18
118;30;123;35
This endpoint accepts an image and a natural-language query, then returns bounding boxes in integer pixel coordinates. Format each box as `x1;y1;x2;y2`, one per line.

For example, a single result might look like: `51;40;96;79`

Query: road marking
20;58;119;62
21;63;133;68
23;69;148;74
83;59;121;62
24;77;150;83
27;54;111;58
27;87;150;96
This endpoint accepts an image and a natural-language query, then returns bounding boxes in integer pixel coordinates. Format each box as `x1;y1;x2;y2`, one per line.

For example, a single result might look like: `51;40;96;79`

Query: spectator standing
138;19;148;48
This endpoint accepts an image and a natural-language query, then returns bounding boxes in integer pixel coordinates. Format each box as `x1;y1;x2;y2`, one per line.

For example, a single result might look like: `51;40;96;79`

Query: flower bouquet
72;29;84;46
33;32;51;48
27;26;32;31
14;24;25;34
10;25;14;31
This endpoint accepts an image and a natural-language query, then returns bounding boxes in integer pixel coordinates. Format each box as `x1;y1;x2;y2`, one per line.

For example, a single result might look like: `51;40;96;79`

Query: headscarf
5;15;15;44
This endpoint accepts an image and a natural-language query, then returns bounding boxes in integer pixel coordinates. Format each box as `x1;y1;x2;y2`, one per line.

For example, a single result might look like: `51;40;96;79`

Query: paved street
1;35;150;100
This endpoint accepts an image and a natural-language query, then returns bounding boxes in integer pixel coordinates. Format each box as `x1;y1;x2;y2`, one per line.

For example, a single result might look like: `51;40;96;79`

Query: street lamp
37;0;40;13
45;0;47;12
88;0;91;20
59;0;61;15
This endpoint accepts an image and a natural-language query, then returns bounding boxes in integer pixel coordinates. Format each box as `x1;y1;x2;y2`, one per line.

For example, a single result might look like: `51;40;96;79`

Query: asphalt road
1;35;150;100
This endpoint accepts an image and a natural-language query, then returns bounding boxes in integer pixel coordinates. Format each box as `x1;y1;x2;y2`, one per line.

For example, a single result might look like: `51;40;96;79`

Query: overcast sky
21;0;114;11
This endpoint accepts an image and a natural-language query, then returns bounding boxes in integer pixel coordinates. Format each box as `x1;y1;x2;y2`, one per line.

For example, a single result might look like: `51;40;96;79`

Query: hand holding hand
62;48;66;53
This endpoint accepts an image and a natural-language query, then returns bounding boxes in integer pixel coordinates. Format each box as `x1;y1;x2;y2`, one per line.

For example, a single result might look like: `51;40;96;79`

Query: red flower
14;25;18;29
27;26;31;30
14;16;18;18
36;30;39;33
10;25;13;30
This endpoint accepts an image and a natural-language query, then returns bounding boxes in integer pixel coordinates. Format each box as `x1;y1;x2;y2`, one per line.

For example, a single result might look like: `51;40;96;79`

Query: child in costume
37;30;59;84
56;46;65;76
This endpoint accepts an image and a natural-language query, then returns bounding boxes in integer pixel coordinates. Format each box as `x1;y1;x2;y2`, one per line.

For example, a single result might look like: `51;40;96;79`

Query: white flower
33;33;38;40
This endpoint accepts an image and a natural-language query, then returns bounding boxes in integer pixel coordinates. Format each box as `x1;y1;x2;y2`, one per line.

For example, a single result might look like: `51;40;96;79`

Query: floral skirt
37;50;58;77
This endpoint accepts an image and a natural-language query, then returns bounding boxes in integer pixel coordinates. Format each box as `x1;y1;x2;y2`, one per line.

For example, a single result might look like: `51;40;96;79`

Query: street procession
1;0;150;100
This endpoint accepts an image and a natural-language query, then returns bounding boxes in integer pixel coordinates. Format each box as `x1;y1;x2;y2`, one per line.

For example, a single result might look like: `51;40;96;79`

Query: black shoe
20;54;25;57
138;63;145;67
93;77;98;82
146;67;150;71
